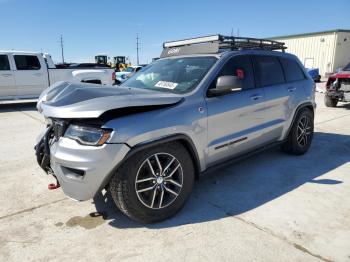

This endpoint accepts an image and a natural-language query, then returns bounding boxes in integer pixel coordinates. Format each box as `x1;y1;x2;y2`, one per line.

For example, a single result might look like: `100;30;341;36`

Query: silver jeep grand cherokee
35;35;315;223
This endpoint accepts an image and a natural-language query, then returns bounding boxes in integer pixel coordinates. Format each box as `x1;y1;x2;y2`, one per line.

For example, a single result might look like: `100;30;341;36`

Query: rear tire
324;95;338;107
109;142;194;223
282;108;314;155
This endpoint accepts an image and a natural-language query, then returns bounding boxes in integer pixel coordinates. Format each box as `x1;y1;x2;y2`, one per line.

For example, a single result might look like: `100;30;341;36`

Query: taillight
112;71;116;81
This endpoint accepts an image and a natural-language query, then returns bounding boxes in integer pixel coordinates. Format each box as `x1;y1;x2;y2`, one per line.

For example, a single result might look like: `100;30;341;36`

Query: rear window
14;55;41;70
0;55;10;70
254;56;285;87
280;57;305;82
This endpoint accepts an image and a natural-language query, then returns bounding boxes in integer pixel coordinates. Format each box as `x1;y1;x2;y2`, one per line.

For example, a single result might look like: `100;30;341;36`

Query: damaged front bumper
326;78;350;102
326;89;350;102
35;126;130;201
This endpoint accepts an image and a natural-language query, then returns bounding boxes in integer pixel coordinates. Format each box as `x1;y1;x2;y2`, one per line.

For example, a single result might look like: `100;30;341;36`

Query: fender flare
286;102;315;137
122;134;201;179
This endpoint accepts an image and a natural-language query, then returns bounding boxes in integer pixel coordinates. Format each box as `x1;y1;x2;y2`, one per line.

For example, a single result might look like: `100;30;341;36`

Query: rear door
206;55;267;166
13;54;47;97
253;55;305;141
0;54;16;98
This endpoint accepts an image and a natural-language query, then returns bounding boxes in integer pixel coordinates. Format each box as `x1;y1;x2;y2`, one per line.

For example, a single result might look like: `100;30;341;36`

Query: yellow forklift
94;54;109;65
113;56;130;71
94;55;130;71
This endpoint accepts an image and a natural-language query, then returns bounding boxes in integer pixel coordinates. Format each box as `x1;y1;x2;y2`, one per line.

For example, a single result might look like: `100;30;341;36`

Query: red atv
325;63;350;107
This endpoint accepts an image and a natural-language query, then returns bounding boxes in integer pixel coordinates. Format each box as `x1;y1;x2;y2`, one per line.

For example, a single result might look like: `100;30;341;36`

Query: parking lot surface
0;88;349;262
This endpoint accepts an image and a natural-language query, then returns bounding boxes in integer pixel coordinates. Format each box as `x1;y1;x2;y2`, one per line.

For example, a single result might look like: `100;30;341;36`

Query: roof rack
160;34;287;58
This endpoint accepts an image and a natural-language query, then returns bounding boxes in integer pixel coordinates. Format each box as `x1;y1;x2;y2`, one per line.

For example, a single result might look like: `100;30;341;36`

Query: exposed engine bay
326;76;350;102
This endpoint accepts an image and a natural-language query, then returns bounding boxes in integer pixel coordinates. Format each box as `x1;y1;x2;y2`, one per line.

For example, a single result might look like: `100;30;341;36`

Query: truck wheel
282;108;314;155
324;95;338;107
109;142;194;223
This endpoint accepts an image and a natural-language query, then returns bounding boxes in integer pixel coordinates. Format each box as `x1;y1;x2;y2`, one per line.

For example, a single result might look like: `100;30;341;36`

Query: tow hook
48;175;60;190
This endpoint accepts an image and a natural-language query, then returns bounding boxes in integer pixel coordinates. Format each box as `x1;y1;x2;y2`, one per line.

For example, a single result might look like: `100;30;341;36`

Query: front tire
282;108;314;155
109;142;194;223
324;95;338;107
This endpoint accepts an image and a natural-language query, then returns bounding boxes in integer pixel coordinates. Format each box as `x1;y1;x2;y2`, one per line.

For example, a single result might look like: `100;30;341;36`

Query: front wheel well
121;135;201;180
175;139;200;180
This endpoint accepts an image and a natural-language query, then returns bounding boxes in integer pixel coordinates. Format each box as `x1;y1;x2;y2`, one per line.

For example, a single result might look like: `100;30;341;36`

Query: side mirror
208;75;242;96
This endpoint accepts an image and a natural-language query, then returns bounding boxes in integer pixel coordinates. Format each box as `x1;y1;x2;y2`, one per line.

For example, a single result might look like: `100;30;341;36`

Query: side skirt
200;140;285;177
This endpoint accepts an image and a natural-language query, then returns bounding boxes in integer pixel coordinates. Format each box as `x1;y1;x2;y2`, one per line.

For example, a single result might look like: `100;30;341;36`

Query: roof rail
160;34;287;58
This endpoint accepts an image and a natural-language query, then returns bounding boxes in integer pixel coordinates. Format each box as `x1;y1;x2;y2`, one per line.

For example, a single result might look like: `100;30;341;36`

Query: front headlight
64;124;111;146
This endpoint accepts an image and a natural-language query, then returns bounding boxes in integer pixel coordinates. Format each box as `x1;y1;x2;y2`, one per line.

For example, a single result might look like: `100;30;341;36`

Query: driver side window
210;55;255;91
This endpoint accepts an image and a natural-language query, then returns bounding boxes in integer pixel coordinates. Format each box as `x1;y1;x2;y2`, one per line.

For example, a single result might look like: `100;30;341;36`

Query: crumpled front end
326;73;350;102
34;81;183;200
35;121;130;201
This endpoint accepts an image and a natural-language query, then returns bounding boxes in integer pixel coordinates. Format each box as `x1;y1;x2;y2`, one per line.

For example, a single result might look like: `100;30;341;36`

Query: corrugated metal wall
273;33;337;76
334;32;350;71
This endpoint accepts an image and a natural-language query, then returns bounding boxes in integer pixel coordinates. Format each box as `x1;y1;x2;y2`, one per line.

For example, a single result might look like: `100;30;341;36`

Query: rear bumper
36;133;130;201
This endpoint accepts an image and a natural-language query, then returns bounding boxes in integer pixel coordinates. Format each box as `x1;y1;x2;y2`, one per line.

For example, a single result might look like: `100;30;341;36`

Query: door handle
250;94;263;101
1;73;12;77
288;87;296;92
34;73;43;76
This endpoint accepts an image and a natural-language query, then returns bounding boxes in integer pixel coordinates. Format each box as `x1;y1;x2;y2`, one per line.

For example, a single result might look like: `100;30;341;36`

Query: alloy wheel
135;153;183;209
297;116;312;147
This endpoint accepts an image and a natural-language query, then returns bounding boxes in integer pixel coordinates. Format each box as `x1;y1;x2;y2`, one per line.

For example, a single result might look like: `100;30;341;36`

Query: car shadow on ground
0;102;37;113
93;131;349;229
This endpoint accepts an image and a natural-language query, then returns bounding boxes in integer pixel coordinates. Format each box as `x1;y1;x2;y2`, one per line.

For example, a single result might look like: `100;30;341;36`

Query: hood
37;81;183;119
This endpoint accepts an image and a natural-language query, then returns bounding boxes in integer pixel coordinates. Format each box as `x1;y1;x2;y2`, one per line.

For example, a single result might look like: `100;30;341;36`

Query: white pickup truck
0;51;115;101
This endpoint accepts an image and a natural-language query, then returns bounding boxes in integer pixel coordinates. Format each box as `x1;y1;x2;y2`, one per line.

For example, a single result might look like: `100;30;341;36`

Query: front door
206;55;267;166
0;54;16;98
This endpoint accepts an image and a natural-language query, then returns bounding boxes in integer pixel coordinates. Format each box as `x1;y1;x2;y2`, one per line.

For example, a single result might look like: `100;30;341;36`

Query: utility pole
60;35;65;64
230;28;240;37
136;34;140;65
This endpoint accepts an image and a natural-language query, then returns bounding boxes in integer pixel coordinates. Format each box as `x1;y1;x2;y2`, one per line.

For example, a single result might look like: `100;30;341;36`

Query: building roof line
268;29;350;40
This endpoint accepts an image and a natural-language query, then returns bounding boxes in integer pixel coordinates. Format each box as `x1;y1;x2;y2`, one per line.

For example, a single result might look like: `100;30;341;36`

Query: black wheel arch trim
124;134;201;179
100;134;201;193
286;102;314;137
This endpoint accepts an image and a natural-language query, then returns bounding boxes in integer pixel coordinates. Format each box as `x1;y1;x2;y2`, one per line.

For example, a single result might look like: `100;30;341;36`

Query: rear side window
0;55;10;70
216;55;255;90
279;57;305;82
14;55;41;70
254;56;285;87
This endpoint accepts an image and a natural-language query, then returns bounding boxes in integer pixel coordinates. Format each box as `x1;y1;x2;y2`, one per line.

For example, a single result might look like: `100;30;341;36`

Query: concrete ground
0;87;349;262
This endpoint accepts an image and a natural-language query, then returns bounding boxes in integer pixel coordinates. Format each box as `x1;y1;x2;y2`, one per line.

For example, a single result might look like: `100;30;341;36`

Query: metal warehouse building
270;29;350;77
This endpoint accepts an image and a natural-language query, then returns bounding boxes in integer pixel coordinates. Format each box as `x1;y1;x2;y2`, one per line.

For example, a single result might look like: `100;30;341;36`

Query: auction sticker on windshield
155;81;178;89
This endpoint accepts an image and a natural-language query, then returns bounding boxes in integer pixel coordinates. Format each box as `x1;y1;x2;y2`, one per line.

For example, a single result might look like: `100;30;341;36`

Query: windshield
121;56;218;94
343;63;350;71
